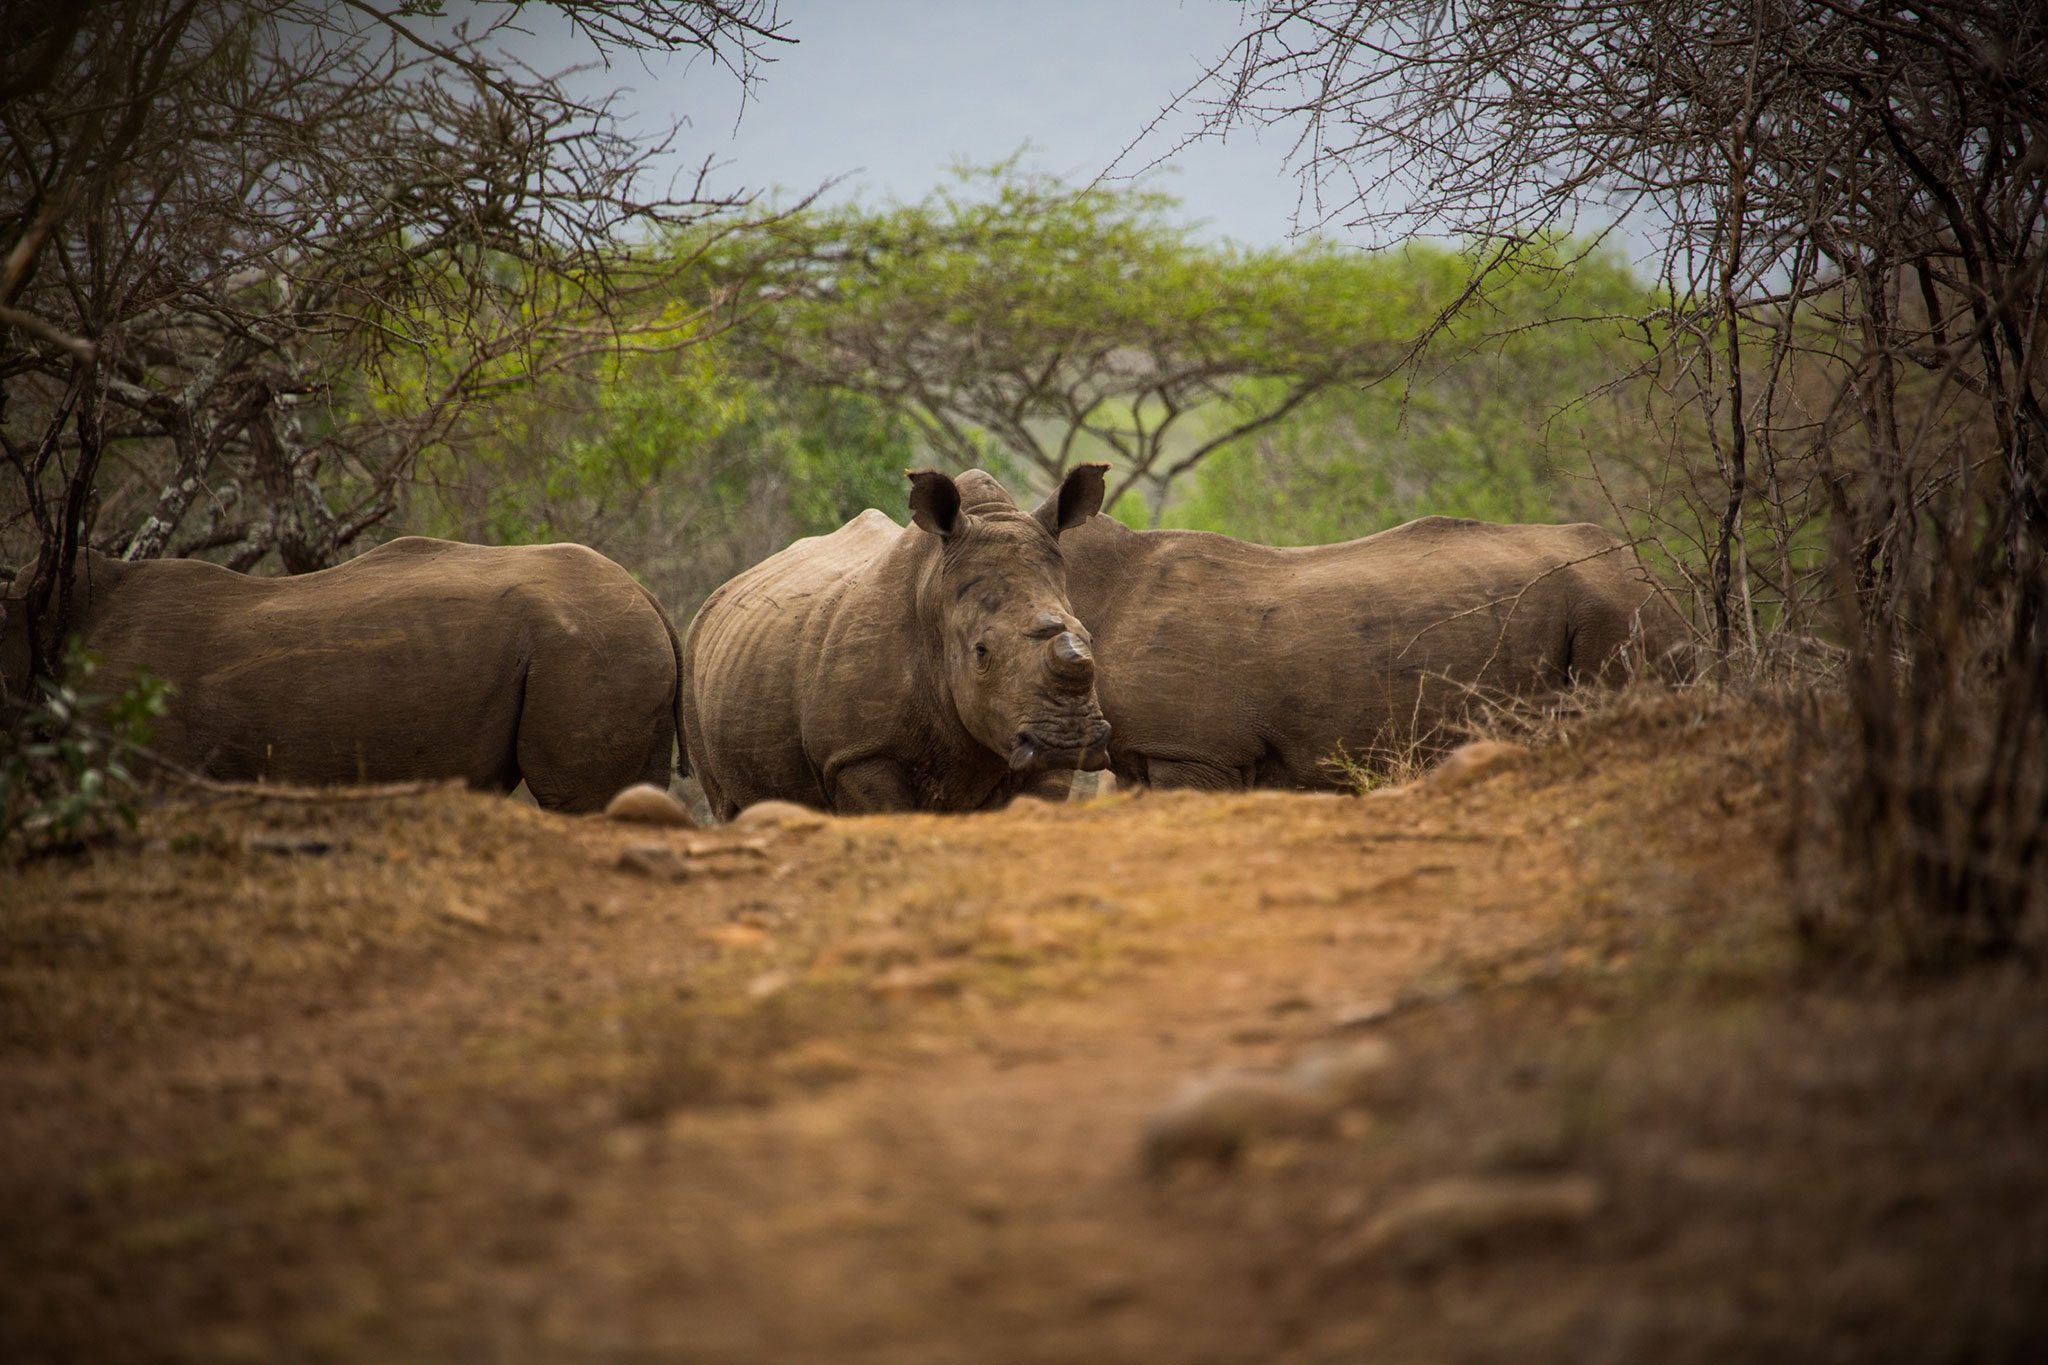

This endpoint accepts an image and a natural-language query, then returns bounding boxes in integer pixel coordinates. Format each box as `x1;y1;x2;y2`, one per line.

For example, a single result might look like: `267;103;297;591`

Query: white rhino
681;466;1112;816
1055;513;1694;790
1;537;683;812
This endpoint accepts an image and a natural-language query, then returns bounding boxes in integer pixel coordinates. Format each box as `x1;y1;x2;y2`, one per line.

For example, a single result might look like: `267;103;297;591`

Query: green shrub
1;641;173;856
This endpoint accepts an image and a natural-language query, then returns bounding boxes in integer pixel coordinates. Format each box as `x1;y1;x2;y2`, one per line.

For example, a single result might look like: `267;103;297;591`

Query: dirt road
4;694;2044;1362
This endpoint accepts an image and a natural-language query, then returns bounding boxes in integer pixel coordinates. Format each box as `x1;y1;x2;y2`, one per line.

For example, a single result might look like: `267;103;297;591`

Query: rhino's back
1350;518;1692;680
683;510;906;813
78;538;676;790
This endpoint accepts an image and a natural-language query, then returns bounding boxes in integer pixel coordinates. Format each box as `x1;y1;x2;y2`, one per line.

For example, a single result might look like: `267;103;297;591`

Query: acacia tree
718;167;1476;518
1183;0;2046;962
0;0;786;693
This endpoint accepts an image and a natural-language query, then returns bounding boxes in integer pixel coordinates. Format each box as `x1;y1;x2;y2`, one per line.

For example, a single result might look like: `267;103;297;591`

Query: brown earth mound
3;693;2044;1362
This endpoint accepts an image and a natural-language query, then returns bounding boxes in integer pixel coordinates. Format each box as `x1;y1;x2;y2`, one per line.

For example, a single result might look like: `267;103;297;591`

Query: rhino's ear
1033;462;1109;537
906;469;963;539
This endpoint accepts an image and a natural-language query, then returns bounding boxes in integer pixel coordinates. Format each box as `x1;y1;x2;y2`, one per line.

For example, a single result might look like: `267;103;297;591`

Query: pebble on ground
731;799;830;831
1426;741;1532;792
1321;1173;1606;1276
605;783;697;827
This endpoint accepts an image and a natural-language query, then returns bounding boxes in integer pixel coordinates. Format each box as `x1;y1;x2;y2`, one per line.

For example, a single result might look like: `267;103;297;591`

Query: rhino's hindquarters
512;615;681;814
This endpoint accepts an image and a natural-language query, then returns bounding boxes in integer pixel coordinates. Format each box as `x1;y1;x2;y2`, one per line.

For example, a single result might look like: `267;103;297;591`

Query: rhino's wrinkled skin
681;465;1113;818
0;538;683;812
1057;514;1694;791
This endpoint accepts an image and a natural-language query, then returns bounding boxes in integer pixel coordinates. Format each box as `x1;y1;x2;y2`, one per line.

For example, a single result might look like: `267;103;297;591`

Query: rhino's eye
973;642;989;662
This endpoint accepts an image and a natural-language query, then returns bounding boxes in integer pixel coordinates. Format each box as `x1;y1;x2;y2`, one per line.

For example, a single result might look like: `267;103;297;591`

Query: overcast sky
501;0;1319;245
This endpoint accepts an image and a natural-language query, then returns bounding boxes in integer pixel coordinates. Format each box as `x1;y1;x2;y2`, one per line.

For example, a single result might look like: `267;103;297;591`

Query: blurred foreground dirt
3;693;2045;1363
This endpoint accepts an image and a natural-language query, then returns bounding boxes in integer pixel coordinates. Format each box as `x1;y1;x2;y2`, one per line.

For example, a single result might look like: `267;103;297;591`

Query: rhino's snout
1009;720;1112;773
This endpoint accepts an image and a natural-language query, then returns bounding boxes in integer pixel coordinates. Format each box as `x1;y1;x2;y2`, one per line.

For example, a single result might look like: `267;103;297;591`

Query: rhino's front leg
827;758;921;814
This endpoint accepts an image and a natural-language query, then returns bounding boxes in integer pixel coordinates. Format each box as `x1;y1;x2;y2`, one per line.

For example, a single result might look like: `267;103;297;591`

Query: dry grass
1317;735;1437;793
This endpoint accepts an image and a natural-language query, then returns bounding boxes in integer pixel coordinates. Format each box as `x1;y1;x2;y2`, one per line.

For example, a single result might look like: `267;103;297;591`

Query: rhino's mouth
1009;722;1112;773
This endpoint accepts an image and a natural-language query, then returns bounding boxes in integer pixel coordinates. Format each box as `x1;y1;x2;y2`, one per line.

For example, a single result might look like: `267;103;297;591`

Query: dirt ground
3;691;2045;1363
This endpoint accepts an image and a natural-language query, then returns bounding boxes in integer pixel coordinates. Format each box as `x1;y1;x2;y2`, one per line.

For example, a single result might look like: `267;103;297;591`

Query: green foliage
1167;244;1660;543
402;334;912;621
1;642;173;857
410;344;744;550
733;381;912;534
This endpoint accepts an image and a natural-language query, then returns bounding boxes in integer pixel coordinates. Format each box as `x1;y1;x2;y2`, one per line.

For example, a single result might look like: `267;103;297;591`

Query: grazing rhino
0;537;683;813
1055;514;1693;791
681;465;1113;817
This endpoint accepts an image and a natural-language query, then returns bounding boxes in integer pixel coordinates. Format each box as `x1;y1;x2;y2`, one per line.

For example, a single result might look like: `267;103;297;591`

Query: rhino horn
1050;630;1094;683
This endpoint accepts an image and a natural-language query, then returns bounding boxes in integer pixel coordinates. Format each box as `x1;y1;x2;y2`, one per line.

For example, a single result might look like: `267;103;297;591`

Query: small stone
745;968;793;1000
1426;741;1531;791
1324;1173;1605;1275
1139;1072;1336;1174
730;799;829;831
438;899;492;929
868;962;961;997
1332;999;1396;1030
616;844;689;879
700;922;772;950
605;783;697;827
1291;1036;1402;1106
